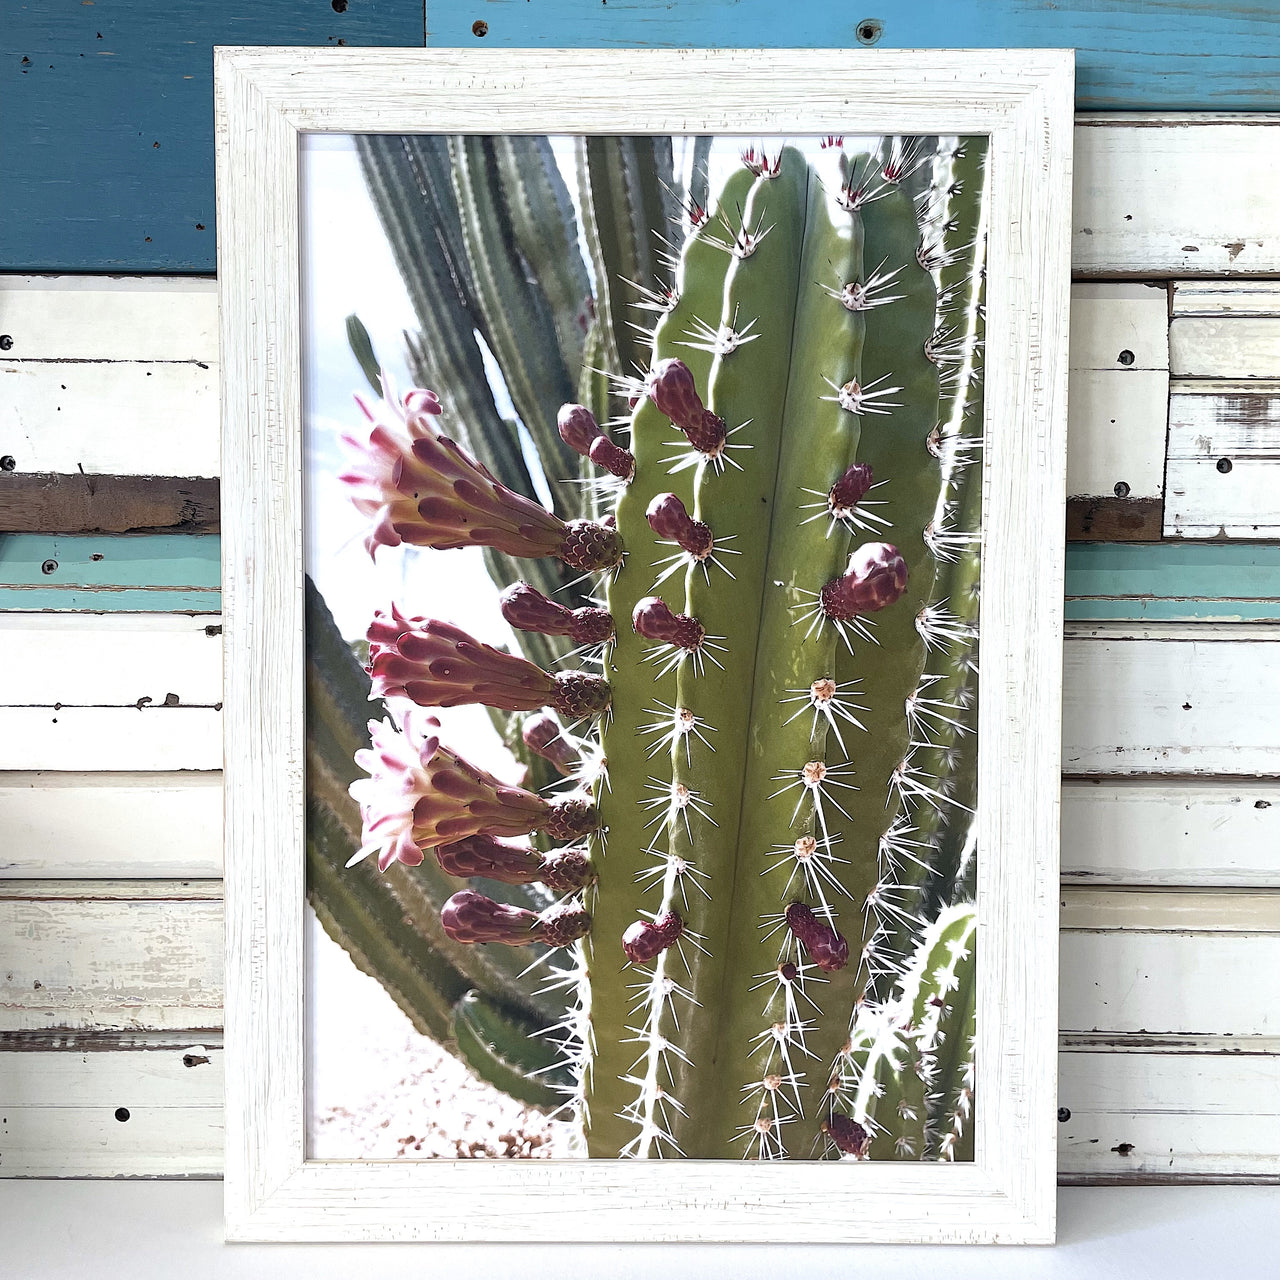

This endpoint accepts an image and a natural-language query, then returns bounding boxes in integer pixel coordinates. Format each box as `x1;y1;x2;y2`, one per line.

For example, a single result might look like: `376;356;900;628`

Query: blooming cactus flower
347;708;601;873
366;605;611;719
339;380;623;570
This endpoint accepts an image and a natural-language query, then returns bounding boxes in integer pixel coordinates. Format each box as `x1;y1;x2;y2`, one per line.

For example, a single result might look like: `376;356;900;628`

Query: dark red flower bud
785;902;850;972
587;433;636;480
646;492;714;560
557;403;603;455
829;462;874;512
521;713;581;776
646;358;703;430
441;889;589;948
433;833;595;893
622;910;685;964
434;834;544;883
823;1112;871;1156
632;596;705;650
541;794;600;842
499;582;615;646
820;542;908;620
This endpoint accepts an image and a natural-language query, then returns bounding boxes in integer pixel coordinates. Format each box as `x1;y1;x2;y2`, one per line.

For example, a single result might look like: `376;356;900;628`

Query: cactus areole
342;137;985;1161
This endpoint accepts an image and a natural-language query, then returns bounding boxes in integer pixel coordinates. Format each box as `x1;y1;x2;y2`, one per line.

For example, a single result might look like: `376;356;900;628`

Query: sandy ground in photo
307;909;577;1160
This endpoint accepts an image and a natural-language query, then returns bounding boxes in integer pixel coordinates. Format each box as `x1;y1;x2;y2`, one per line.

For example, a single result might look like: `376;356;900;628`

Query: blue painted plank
6;1;1280;273
1;0;424;273
445;0;1280;117
1065;543;1280;623
4;534;1275;621
0;534;220;612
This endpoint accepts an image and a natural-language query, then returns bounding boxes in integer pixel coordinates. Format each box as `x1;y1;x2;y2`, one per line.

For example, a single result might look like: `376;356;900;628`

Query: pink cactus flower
339;381;622;570
347;709;599;873
821;542;908;620
366;606;610;719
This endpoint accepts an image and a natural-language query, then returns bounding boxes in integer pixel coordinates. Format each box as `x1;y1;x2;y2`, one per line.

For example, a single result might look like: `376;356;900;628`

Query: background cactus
307;134;987;1160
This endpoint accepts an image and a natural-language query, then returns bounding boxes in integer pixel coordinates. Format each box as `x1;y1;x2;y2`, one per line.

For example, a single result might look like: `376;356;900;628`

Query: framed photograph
218;47;1072;1244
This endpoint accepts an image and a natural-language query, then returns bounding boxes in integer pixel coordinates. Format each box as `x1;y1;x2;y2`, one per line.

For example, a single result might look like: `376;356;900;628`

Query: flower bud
820;542;908;620
646;493;713;560
785;902;850;972
622;910;685;964
632;596;705;651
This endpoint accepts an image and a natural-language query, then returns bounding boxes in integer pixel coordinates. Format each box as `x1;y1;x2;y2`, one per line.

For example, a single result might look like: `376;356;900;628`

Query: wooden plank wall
2;118;1279;1183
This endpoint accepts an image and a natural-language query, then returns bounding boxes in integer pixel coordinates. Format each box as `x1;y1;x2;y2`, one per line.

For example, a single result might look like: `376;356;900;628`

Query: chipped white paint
1062;623;1280;776
1073;116;1280;276
1165;382;1280;539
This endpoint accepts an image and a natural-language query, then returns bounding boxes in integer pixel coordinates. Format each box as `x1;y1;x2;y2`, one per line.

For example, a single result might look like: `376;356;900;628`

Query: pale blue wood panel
1;0;424;273
6;1;1280;272
0;535;220;612
6;535;1277;621
1066;543;1280;623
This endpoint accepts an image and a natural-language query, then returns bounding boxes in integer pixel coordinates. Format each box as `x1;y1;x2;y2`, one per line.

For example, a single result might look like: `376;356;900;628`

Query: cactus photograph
300;132;986;1164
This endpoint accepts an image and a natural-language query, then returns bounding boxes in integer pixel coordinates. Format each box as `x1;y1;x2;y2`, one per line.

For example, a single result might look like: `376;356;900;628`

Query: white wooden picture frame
217;46;1073;1244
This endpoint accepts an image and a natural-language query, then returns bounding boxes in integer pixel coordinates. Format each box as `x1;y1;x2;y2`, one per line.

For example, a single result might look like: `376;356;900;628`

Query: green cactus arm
584;163;756;1159
652;148;812;1157
450;990;572;1111
308;796;463;1043
491;135;592;381
926;919;977;1159
575;136;677;382
863;1031;928;1161
687;136;713;223
345;313;383;397
449;135;582;512
708;168;870;1153
822;164;942;1017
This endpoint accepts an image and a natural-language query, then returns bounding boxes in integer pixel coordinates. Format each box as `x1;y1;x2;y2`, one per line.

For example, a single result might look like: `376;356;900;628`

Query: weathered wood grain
0;891;224;1032
1164;382;1280;540
1074;118;1280;276
1058;1046;1280;1179
0;1035;223;1178
0;474;221;534
1062;779;1280;886
1065;283;1168;541
0;772;224;878
1062;624;1280;777
1061;890;1280;1037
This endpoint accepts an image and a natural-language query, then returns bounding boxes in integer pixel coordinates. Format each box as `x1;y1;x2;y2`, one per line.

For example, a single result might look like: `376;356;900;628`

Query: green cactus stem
338;137;984;1159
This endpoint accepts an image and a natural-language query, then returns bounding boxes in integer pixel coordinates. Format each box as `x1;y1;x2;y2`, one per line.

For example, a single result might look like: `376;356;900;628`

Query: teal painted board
7;1;1280;273
446;0;1280;114
1065;543;1280;623
5;534;1275;622
1;0;424;273
0;534;220;612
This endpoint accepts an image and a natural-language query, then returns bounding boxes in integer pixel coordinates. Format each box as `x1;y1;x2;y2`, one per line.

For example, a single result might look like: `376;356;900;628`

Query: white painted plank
1170;317;1280;379
1066;369;1169;501
1074;118;1280;276
0;895;224;1032
0;613;222;707
1164;382;1280;539
1172;281;1280;318
0;1041;223;1177
0;772;224;878
0;706;222;771
0;276;218;361
1060;891;1280;1037
1058;1048;1280;1178
0;360;220;477
1069;283;1168;371
1065;283;1170;501
1062;779;1280;887
1062;624;1280;777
